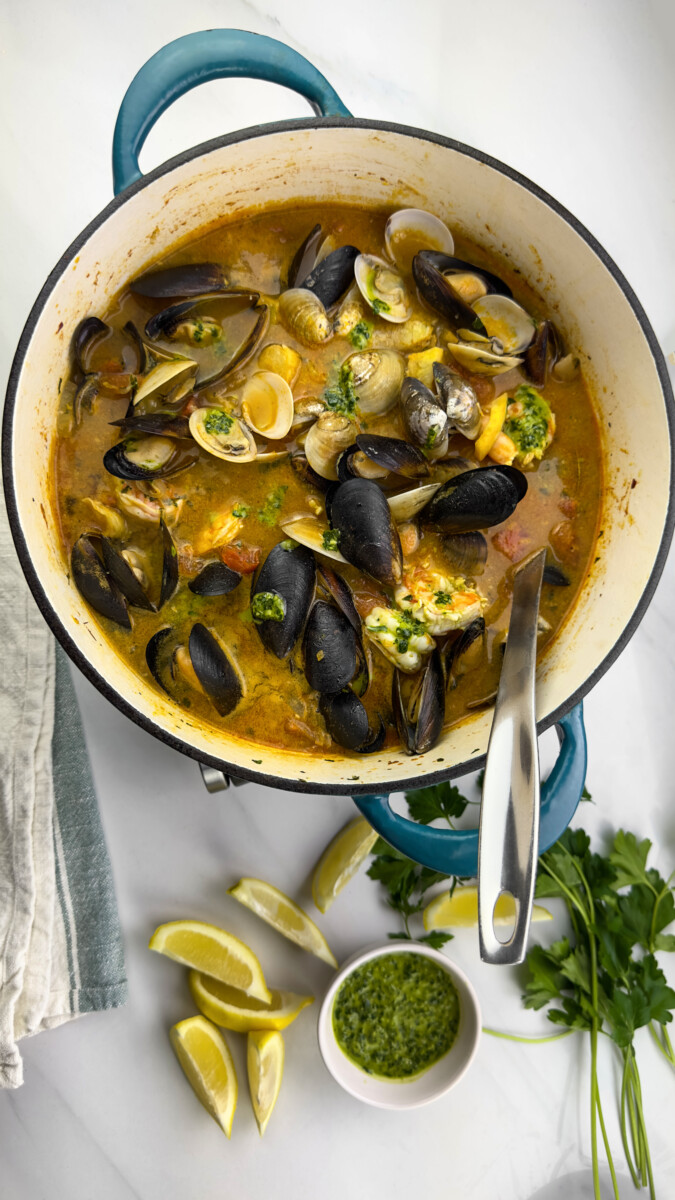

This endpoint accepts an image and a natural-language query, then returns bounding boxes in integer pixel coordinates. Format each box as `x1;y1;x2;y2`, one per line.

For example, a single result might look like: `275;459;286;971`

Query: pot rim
3;115;674;795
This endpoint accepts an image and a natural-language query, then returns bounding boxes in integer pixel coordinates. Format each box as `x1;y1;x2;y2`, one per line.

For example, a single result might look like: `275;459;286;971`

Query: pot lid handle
112;29;352;195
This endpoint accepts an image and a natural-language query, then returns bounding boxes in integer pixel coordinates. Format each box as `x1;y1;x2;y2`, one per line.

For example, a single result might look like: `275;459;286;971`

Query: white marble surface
2;1;675;1197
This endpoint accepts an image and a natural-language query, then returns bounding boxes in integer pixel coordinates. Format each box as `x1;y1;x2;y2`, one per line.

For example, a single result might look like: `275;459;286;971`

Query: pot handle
112;29;352;195
351;703;587;877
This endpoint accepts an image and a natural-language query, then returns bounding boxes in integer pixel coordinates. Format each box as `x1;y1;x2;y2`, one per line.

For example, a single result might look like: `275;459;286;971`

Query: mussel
188;561;242;596
303;602;358;693
543;563;570;587
189;407;257;463
525;320;558;386
290;451;332;493
130;263;229;298
354;255;412;323
417;251;512;299
71;534;130;628
387;482;442;522
72;317;107;374
393;648;445;755
441;532;488;575
100;536;156;612
251;542;316;659
353;434;429;478
302;245;360;309
288;224;323;288
72;317;142;376
146;623;243;717
103;435;199;481
432;362;481;440
319;692;385;753
384;209;455;273
401;376;449;458
412;254;488;335
110;412;192;439
144;292;268;387
279;288;332;345
280;517;347;563
329;478;403;588
133;359;198;407
421;465;527;533
345;349;405;415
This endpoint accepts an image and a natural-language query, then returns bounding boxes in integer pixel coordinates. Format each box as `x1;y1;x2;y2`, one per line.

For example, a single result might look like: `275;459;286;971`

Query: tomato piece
491;525;531;562
219;543;261;574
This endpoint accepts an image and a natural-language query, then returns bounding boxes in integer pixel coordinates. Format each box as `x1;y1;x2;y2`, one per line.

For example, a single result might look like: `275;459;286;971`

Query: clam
412;254;488;334
421;465;527;533
446;341;523;376
103;435;199;481
387;482;442;522
303;602;358;693
251;542;316;659
417;251;512;298
130;263;229;298
82;499;127;539
133;358;198;407
329;478;403;588
384;209;455;273
189;407;257;463
354;255;412;324
279;517;347;563
145;293;268;387
432;362;481;439
241;371;294;440
291;396;327;430
302;245;360;309
472;295;536;356
288;223;323;288
279;288;332;345
304;412;354;480
400;377;449;458
71;534;130;629
392;648;445;755
345;349;405;415
257;343;301;386
333;284;369;337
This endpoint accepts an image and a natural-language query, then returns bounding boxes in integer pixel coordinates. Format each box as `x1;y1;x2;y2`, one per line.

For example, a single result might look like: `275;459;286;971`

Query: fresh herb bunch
366;781;474;948
525;825;675;1199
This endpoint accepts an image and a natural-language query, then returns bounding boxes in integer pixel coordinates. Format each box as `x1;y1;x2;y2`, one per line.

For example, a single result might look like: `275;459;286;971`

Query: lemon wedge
149;919;272;1003
247;1030;284;1136
189;970;314;1032
311;817;378;913
423;885;553;930
169;1015;238;1138
228;878;338;968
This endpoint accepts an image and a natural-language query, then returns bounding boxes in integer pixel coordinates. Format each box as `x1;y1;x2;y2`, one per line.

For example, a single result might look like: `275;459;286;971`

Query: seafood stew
54;204;602;757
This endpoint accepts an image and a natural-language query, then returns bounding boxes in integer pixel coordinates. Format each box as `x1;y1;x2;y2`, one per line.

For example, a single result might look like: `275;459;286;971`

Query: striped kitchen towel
0;486;127;1089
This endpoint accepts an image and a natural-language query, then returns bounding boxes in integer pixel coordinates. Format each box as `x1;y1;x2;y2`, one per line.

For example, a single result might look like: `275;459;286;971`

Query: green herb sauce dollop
332;951;460;1079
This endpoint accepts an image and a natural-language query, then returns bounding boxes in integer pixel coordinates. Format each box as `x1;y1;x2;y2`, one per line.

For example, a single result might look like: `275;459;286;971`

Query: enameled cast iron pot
4;31;674;876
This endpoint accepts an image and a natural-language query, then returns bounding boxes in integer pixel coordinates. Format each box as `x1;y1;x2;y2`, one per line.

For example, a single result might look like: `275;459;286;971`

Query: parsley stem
620;1050;641;1188
629;1051;655;1199
481;1027;575;1044
594;1079;620;1200
648;1020;675;1068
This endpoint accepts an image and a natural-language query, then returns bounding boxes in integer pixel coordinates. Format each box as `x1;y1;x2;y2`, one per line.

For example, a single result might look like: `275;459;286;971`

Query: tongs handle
478;548;546;965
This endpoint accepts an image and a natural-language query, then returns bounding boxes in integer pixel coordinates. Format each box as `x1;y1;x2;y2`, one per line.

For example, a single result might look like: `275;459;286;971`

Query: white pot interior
6;123;672;792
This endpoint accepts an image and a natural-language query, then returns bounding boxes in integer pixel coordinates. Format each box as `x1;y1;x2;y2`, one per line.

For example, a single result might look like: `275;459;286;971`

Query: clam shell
304;412;355;480
446;342;523;376
189;407;257;462
133;359;197;406
384;209;455;273
346;349;405;415
354;255;412;324
280;517;347;562
241;371;294;440
472;295;536;356
279;288;333;345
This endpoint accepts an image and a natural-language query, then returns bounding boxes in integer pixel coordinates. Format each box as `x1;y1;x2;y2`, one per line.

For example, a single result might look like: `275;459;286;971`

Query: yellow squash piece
247;1030;285;1136
169;1015;238;1138
149;919;272;1003
257;342;302;385
423;885;552;930
228;878;338;968
311;817;378;913
406;347;444;388
474;392;508;461
189;971;314;1032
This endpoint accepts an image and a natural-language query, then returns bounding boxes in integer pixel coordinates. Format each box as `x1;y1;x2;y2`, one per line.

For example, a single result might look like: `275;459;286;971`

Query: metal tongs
477;548;546;965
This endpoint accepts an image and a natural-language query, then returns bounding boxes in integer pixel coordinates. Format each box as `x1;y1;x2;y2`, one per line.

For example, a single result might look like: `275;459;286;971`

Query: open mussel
71;534;130;629
130;263;229;298
302;245;360;309
100;536;156;612
104;435;199;481
279;288;332;345
73;317;107;373
384;209;455;273
412;254;488;335
251;542;316;659
189;407;257;463
110;412;192;439
280;517;347;563
417;251;512;299
354;434;429;478
319;692;385;753
329;478;403;588
354;255;412;324
146;623;243;717
432;362;481;440
421;465;527;533
346;349;405;415
401;377;449;458
72;317;142;376
303;602;359;693
336;444;388;484
393;648;445;755
524;320;561;386
288;224;323;288
144;292;268;388
189;562;242;596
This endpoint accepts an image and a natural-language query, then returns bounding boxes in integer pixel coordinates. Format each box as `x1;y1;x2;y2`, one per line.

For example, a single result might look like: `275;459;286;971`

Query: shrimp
395;561;485;635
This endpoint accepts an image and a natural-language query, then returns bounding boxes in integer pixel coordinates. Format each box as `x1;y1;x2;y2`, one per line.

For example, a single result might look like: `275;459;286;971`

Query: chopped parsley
394;612;427;653
203;408;234;437
434;590;456;607
424;425;438;450
256;485;288;527
322;529;341;551
232;504;249;519
503;385;553;459
251;591;285;623
371;297;391;315
324;364;358;418
348;319;373;350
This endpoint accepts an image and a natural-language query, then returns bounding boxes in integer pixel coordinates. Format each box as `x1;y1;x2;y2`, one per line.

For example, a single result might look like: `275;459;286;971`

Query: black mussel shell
524;321;550;386
417;251;512;298
71;535;130;628
357;716;386;754
146;627;174;694
543;563;570;587
130;263;229;298
303;245;360;309
355;434;429;478
290;451;332;494
329;478;403;588
188;623;243;717
422;466;527;533
252;542;316;659
444;617;486;680
160;518;179;608
144;290;259;341
412;254;488;334
319;690;369;751
73;317;107;373
441;531;488;575
100;537;155;611
110;413;192;439
73;375;100;425
317;562;361;636
144;292;266;389
189;562;242;596
288;224;323;288
123;321;149;373
103;437;198;481
336;443;360;483
303;601;358;693
323;482;340;525
491;464;528;501
393;649;445;755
